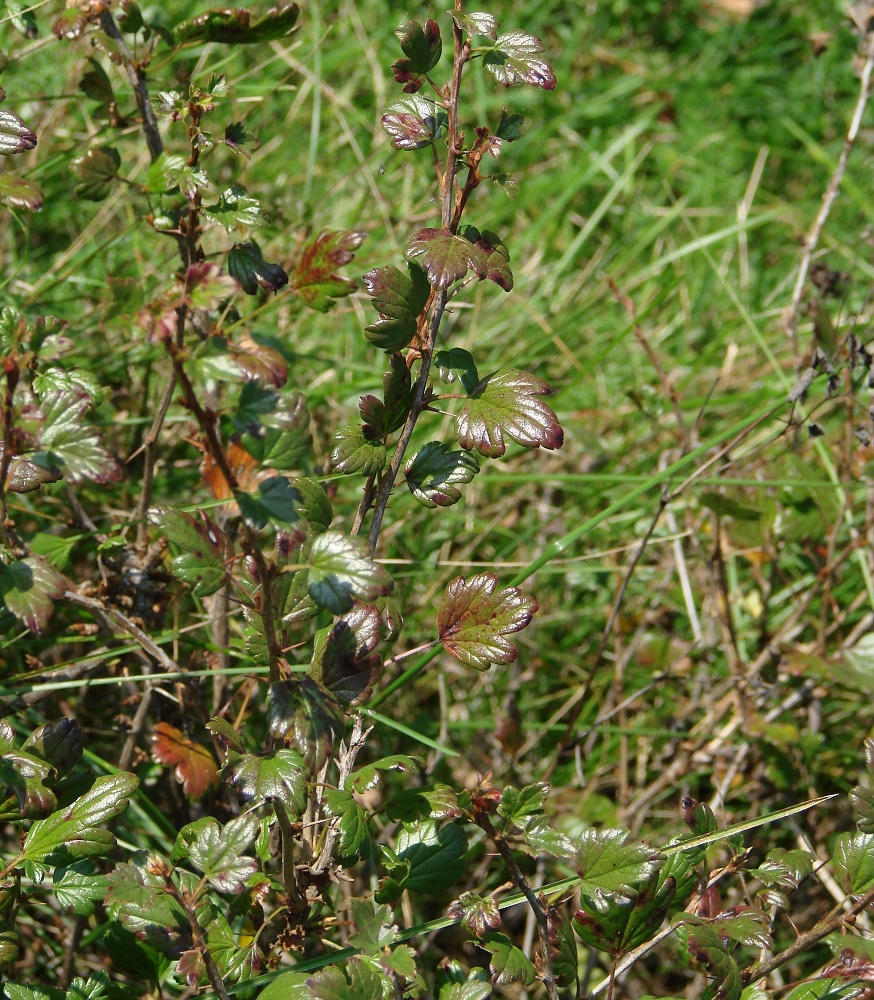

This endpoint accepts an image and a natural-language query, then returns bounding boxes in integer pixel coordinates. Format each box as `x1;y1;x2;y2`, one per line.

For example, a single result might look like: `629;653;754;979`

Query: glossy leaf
575;828;663;899
0;174;42;210
458;226;513;291
330;424;386;475
437;572;538;669
548;908;578;989
1;449;60;494
23;772;138;864
435;348;480;394
53;862;108;916
457;12;498;39
36;389;123;484
202;185;265;230
406;442;479;508
182;814;258;893
387;783;461;822
456;369;564;458
286;477;332;532
481;930;536;986
349;755;420;793
495;109;525;141
405;228;488;288
222;748;307;814
291;229;365;312
239;390;311;470
310;608;382;706
392;18;442;91
379;820;467;901
174;4;299;44
228;240;288;295
0;556;66;633
834;832;874;895
483;31;557;90
363;261;430;352
439;980;492;1000
150;723;218;799
72;146;120;201
674;917;742;1000
382;94;447;150
0;97;37;155
32;367;101;404
308;959;392;1000
22;719;82;778
148;506;231;597
308;531;393;614
268;676;343;772
447;891;500;937
105;859;191;956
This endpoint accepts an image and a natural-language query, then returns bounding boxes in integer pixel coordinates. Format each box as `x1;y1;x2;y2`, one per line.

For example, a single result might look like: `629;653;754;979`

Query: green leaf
224;121;260;158
228;240;288;295
104;858;191;955
456;12;499;40
23;772;139;864
396;819;467;893
495;108;524;141
0;450;60;494
291;229;365;312
456;370;564;458
359;355;413;438
33;367;101;404
324;788;371;866
481;930;536;986
36;389;122;484
308;531;393;614
147;506;231;597
482;31;556;90
235;475;302;530
674;917;742;1000
446;890;500;937
395;19;442;74
363;262;430;352
387;783;461;822
0;555;66;633
238;391;312;471
406;442;479;508
287;477;332;532
203;185;265;230
53;861;108;916
458;226;512;291
852;738;874;832
221;748;306;814
308;959;393;1000
437;572;538;670
174;4;299;44
549;908;578;989
785;982;873;1000
700;491;762;521
405;228;488;288
0;173;41;210
349;755;421;794
439;981;492;1000
183;261;238;310
257;972;311;1000
146;152;208;198
834;831;874;894
268;676;343;772
434;348;480;395
575;828;663;898
181;814;258;893
382;94;447;150
22;718;82;777
331;424;387;475
347;899;398;953
72;146;120;201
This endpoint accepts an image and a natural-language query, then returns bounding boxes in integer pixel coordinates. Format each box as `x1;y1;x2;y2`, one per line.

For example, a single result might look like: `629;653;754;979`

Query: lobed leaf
148;506;231;597
72;146;120;201
0;556;66;633
575;828;663;899
221;748;307;814
405;442;479;508
174;4;299;45
291;229;365;312
481;931;536;986
308;531;393;614
309;606;383;705
228;240;288;295
382;94;447;150
235;475;303;530
150;722;218;799
482;31;556;90
202;185;265;230
324;788;371;866
182;814;258;893
437;572;538;669
458;226;513;291
330;424;387;475
405;228;488;289
434;348;480;394
456;369;564;458
36;389;123;484
0;174;42;211
363;261;430;352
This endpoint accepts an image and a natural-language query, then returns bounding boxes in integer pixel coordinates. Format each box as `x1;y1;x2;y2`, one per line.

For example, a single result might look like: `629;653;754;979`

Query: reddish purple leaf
405;228;488;289
291;229;365;312
484;31;557;91
437;572;538;670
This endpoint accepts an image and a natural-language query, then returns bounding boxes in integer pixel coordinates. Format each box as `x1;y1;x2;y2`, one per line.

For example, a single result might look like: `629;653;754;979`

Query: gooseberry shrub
1;5;873;1000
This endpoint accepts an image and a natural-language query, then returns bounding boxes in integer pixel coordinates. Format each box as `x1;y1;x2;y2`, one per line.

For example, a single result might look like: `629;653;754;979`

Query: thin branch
784;26;874;351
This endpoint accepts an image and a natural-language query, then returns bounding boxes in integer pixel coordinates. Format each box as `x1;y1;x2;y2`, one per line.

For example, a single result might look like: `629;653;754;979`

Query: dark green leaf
387;783;461;822
330;424;386;476
310;606;382;705
308;959;392;1000
360;355;413;438
852;738;874;832
222;748;306;814
286;477;332;532
437;572;538;670
481;930;536;986
700;491;762;521
224;121;259;158
406;442;479;508
674;917;742;1000
324;788;371;866
235;475;302;530
396;18;442;74
228;240;288;295
80;58;114;104
291;229;365;312
396;819;467;893
0;556;66;633
22;719;82;778
495;109;524;141
0;174;41;210
174;4;299;44
405;228;488;288
23;772;138;864
483;31;556;90
363;262;430;352
456;369;563;458
382;94;447;150
203;185;265;230
349;755;420;794
575;828;663;899
104;858;191;956
308;531;393;614
268;676;343;772
834;832;874;895
72;146;120;201
147;505;231;597
434;348;480;395
239;391;311;470
53;862;108;916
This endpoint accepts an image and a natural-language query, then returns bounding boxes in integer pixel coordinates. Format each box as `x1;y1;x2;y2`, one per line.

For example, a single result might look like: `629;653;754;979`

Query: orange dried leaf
151;722;218;799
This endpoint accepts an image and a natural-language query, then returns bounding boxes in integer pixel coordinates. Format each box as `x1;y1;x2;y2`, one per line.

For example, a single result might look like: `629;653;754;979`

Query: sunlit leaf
434;348;480;394
0;447;59;494
324;788;371;866
309;605;382;705
0;92;37;154
291;229;365;312
437;572;538;669
174;4;299;45
391;18;442;92
575;828;663;899
834;832;874;895
203;185;265;230
228;240;288;295
0;174;41;210
456;369;564;458
72;146;120;201
458;226;512;291
481;931;536;986
382;94;447;150
483;31;556;90
363;261;430;352
405;228;488;288
148;505;231;597
222;748;307;814
447;891;500;937
36;389;123;484
0;555;66;633
308;531;393;614
179;814;258;893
